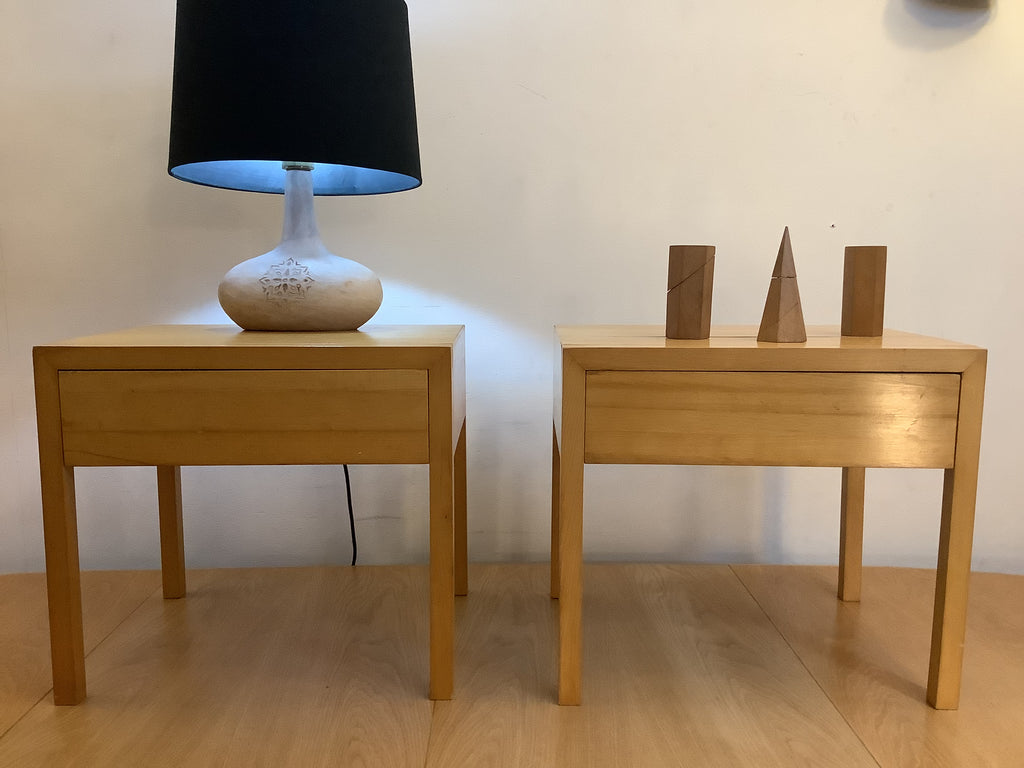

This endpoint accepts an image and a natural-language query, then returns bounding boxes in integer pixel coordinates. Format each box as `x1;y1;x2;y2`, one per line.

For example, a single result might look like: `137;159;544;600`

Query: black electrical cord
343;464;357;566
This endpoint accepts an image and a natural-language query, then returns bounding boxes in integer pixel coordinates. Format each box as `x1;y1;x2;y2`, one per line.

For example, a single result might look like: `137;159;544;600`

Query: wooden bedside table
551;325;986;708
33;324;467;704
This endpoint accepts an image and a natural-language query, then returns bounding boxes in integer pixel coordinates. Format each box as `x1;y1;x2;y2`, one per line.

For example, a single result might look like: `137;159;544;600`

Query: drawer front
584;371;960;468
59;369;429;466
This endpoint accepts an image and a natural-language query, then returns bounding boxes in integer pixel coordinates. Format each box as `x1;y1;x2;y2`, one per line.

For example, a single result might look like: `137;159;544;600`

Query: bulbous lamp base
218;249;382;331
217;167;383;332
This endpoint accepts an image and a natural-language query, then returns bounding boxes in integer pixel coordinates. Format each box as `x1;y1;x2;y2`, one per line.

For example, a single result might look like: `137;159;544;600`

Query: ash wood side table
551;325;986;709
33;324;467;704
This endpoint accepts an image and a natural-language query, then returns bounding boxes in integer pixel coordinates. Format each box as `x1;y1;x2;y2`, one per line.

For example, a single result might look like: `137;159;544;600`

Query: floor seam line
728;564;883;768
87;578;164;658
0;690;50;743
0;576;160;745
422;698;437;768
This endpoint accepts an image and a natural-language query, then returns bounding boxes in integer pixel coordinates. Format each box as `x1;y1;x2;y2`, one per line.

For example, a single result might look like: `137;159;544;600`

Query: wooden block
666;245;715;340
758;228;806;343
841;246;887;337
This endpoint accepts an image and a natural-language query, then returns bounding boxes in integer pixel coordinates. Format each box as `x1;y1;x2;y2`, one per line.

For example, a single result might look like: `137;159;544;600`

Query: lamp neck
281;168;320;242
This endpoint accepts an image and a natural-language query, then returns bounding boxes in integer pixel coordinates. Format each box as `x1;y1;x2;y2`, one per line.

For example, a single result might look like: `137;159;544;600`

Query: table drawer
584;371;960;468
58;369;429;466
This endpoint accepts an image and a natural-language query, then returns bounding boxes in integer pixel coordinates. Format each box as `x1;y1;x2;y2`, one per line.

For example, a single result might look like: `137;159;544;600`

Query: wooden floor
1;564;1022;767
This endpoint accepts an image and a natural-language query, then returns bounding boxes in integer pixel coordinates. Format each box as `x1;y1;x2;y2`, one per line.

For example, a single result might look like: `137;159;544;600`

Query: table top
555;325;985;374
33;325;466;371
39;324;466;349
557;324;980;350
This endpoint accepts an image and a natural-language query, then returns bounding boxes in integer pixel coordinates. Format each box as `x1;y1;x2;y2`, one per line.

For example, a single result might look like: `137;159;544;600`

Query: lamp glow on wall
168;0;421;331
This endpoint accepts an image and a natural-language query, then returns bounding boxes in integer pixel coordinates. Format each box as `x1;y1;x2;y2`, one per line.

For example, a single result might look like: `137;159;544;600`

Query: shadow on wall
885;0;994;48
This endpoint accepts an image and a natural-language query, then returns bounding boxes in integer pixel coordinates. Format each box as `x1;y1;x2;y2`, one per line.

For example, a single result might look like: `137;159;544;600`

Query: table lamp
167;0;421;331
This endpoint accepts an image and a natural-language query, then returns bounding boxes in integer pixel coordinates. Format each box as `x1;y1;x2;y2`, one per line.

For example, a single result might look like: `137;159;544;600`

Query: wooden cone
757;227;807;343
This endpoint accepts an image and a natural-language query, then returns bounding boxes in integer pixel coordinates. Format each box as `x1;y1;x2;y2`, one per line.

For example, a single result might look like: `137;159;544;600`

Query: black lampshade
168;0;421;195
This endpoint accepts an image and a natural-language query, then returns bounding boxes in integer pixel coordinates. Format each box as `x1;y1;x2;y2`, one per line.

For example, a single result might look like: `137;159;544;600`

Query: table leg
558;356;586;705
551;425;560;599
427;368;455;700
35;356;87;704
838;467;865;602
157;466;186;599
927;358;985;709
454;423;468;597
428;450;455;699
927;468;977;709
557;435;584;706
40;464;87;705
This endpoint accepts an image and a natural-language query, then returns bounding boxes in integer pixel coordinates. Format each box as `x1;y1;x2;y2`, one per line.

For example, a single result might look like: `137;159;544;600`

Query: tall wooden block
666;245;715;340
841;246;887;337
758;228;806;343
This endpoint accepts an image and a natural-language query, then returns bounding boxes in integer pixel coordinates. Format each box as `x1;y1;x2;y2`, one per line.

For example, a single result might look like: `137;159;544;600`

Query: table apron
57;368;430;466
583;370;961;468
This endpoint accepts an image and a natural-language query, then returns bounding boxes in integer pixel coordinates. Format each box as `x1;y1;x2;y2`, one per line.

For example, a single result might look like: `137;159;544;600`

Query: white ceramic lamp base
218;168;383;331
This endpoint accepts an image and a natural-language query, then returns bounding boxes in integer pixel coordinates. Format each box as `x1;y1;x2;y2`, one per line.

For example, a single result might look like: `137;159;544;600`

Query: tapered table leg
428;365;455;701
557;356;586;705
157;465;186;599
839;467;865;602
928;468;975;708
35;354;87;706
454;423;468;597
428;451;455;700
927;359;985;709
41;464;87;705
557;453;583;705
551;426;561;599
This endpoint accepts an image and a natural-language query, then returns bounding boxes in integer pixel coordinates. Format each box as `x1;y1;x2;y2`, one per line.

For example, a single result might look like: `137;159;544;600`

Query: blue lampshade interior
170;160;420;196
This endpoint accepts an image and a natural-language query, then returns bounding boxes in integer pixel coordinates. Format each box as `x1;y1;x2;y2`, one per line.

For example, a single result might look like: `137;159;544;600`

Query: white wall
1;0;1021;575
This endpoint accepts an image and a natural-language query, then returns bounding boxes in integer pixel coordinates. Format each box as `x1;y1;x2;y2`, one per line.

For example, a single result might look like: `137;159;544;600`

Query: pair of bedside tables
33;323;985;710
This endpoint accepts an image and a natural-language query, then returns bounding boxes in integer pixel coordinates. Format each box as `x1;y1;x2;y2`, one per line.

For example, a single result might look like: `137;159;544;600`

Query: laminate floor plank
2;565;1022;767
734;565;1024;768
0;570;159;738
426;564;877;768
0;567;432;768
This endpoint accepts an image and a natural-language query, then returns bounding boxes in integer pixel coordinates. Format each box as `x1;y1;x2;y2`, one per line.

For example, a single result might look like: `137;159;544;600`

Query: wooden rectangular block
842;246;887;337
666;245;715;340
